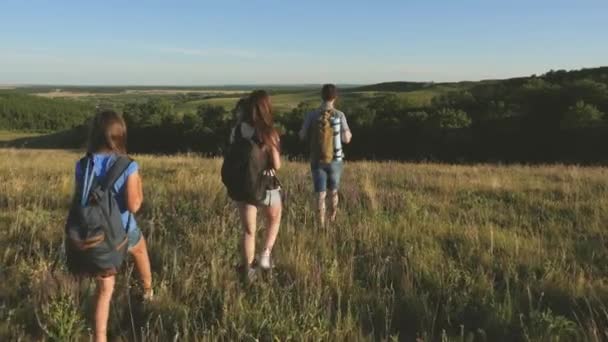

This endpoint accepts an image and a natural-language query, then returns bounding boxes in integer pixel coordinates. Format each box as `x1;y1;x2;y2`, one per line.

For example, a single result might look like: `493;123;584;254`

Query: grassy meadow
1;148;608;341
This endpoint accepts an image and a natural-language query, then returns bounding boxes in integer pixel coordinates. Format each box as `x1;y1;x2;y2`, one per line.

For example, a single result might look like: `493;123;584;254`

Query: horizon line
1;65;606;88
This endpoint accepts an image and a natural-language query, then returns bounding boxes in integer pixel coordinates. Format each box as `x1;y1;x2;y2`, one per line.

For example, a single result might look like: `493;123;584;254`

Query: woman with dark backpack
222;90;282;282
68;110;153;342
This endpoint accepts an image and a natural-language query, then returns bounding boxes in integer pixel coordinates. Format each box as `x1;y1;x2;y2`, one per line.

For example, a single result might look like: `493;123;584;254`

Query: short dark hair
321;84;338;101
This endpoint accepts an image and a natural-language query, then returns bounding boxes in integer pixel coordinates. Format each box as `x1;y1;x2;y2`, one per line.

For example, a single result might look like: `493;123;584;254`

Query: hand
263;169;277;176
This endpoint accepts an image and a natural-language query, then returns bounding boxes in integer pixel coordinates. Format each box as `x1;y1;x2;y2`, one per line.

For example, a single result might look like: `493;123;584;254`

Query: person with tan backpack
299;84;352;227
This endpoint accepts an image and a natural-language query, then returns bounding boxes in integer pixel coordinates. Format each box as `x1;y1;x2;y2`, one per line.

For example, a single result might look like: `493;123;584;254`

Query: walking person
65;110;153;342
299;84;352;227
221;90;282;282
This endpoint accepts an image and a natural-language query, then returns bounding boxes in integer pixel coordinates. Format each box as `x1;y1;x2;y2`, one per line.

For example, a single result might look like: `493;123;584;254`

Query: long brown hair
88;110;128;154
243;90;279;150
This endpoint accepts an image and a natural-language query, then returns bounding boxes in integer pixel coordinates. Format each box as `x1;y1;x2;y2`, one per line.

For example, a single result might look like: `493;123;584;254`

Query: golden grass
1;148;608;341
0;130;44;142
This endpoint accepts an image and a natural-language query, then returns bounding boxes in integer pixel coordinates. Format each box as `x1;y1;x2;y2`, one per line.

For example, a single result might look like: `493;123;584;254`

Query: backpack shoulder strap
101;156;133;191
237;122;262;145
321;108;333;119
234;123;243;141
79;154;94;206
77;155;90;182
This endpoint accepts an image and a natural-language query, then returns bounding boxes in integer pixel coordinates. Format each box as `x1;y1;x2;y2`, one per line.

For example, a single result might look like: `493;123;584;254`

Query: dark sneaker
237;264;257;284
246;267;257;283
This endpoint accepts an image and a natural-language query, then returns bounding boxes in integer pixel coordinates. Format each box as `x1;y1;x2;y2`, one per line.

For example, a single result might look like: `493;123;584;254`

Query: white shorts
259;188;282;207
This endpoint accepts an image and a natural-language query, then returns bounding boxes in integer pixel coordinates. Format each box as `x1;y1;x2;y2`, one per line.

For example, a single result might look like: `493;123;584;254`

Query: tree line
2;67;608;163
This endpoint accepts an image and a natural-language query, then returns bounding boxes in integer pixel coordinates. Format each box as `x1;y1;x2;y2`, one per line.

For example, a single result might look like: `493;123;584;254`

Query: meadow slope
1;149;608;341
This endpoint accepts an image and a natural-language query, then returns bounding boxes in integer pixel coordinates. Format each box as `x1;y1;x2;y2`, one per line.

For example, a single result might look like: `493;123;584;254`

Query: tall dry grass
1;148;608;341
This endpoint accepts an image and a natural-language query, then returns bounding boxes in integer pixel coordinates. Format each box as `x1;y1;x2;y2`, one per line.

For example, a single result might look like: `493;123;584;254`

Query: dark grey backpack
65;155;133;276
221;124;271;204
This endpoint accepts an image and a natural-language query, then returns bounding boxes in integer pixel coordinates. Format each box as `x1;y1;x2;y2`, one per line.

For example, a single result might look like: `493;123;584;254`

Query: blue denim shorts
127;226;142;250
311;161;344;193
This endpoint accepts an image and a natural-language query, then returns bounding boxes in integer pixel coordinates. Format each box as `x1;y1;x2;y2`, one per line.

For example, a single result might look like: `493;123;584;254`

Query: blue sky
1;0;607;85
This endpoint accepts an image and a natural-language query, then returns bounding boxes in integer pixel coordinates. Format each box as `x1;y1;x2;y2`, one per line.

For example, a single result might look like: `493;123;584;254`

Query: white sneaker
258;250;273;270
143;288;154;302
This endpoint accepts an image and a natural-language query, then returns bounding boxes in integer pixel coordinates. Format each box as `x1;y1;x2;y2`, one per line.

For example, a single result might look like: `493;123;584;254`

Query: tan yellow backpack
309;109;334;164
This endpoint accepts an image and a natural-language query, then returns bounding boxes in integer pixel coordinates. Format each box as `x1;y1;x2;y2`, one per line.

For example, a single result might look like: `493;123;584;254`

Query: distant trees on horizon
2;67;608;163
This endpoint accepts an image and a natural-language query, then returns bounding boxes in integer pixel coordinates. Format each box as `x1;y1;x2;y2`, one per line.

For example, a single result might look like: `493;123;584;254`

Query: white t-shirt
229;122;256;144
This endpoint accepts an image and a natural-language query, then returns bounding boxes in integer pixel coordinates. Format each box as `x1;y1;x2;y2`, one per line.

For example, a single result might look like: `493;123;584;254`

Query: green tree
431;108;472;129
144;98;174;126
432;91;476;112
196;104;229;132
560;101;604;129
283;102;316;134
122;98;177;127
123;102;145;126
369;94;413;127
182;112;202;130
0;92;92;131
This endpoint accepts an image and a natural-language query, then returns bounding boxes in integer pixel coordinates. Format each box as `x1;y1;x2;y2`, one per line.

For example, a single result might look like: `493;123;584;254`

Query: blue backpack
65;155;132;276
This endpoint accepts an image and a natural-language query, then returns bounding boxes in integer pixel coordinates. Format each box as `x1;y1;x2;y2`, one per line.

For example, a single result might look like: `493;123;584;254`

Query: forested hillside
2;67;608;163
0;92;93;131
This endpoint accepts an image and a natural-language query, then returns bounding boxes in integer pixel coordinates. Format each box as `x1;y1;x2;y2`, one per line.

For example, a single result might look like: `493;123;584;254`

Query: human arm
269;133;281;170
125;167;143;213
340;112;352;144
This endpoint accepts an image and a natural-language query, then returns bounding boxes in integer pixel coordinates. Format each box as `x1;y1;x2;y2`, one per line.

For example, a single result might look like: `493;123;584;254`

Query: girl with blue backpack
66;110;152;342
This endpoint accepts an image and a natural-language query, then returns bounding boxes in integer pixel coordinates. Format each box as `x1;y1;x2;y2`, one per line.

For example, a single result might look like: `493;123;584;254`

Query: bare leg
316;191;327;227
329;190;339;222
129;237;153;297
94;275;115;342
237;202;258;266
262;201;282;254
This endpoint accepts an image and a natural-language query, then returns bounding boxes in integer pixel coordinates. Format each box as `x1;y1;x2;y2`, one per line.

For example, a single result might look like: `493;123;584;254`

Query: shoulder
124;158;139;177
240;122;256;139
106;154;138;177
333;109;346;118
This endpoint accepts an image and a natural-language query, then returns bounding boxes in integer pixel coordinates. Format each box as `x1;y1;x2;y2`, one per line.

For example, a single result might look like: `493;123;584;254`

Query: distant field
0;130;43;142
17;83;460;114
36;91;109;98
174;88;446;114
183;88;460;111
36;89;249;98
1;148;607;341
174;90;320;114
396;84;466;106
174;96;244;114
